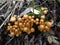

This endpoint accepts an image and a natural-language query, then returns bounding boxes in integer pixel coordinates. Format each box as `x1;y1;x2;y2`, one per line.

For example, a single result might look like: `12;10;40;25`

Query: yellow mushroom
43;10;48;15
44;26;50;30
38;25;45;31
35;18;39;22
40;19;44;25
23;27;28;32
10;32;15;37
14;21;18;25
30;28;35;32
41;7;45;11
10;16;16;22
23;14;29;19
18;17;22;22
32;16;34;19
45;22;52;28
41;15;45;19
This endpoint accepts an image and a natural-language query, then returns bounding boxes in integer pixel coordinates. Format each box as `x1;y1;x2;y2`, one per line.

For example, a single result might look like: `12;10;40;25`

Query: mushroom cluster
7;7;52;37
38;15;53;32
7;14;53;37
41;7;48;15
7;15;35;37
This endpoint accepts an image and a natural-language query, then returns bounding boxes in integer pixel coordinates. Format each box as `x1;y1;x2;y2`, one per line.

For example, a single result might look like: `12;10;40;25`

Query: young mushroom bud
8;23;11;26
32;16;34;19
45;22;52;28
18;17;22;22
44;26;50;31
16;34;19;37
41;7;45;11
43;10;48;15
10;16;16;22
41;15;45;19
35;22;39;25
7;25;12;30
35;18;39;22
25;22;30;28
40;19;44;25
30;28;35;32
40;19;44;22
19;23;23;26
23;27;28;32
13;25;18;28
10;32;15;37
30;19;34;22
14;21;18;25
7;26;11;30
23;14;29;19
28;16;32;19
38;25;45;31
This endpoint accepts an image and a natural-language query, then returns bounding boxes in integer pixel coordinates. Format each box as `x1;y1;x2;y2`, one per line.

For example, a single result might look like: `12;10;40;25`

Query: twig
0;2;19;29
0;2;8;11
24;35;29;45
20;7;31;16
5;37;14;45
17;38;20;45
0;1;7;6
0;15;4;17
30;35;34;45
